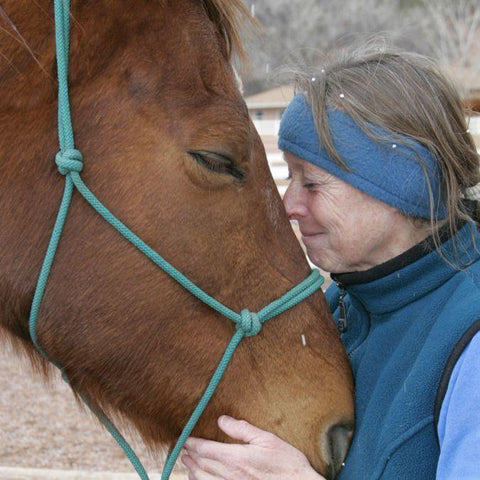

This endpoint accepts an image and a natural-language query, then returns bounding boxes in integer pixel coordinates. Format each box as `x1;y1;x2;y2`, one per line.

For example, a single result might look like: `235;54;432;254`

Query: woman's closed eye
303;174;332;190
304;176;328;189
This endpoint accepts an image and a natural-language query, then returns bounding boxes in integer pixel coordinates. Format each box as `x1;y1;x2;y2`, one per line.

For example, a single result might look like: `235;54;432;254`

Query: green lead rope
28;1;325;479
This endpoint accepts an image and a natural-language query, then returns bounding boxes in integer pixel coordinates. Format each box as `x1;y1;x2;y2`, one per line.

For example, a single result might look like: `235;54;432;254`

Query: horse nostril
326;423;353;480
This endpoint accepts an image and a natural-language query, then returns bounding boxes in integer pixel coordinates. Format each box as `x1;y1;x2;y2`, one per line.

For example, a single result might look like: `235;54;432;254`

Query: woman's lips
300;231;324;241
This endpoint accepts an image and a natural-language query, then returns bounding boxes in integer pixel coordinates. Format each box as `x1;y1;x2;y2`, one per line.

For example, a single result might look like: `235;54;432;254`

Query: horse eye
188;151;245;180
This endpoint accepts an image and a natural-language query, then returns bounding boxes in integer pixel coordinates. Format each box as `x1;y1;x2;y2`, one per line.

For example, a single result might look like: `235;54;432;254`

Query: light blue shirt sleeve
436;331;480;479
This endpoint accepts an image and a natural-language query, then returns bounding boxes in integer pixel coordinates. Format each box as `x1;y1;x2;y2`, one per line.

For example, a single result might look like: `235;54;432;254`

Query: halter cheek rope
29;2;325;479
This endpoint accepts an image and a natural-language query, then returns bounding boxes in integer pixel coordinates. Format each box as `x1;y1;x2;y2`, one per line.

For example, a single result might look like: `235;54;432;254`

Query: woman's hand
182;415;325;480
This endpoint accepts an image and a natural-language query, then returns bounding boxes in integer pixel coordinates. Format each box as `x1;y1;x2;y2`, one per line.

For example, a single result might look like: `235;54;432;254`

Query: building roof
244;85;295;109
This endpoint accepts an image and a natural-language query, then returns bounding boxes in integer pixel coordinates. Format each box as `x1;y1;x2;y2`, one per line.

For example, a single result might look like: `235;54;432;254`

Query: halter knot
237;309;262;337
55;148;83;175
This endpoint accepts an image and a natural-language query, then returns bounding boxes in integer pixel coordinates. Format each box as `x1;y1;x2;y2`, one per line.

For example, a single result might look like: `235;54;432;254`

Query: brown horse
0;1;354;477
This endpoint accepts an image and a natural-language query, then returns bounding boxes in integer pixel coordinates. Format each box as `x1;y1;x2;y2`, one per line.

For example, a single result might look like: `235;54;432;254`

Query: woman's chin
305;251;331;272
305;249;344;274
301;232;324;245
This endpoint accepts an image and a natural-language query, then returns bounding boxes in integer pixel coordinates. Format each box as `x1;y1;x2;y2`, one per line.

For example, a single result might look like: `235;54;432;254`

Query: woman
181;45;480;479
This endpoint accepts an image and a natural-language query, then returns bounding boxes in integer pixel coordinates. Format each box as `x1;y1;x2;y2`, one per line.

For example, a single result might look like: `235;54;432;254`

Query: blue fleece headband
278;94;446;219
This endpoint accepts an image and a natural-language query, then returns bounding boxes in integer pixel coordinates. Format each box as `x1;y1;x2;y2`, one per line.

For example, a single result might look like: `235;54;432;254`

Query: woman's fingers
182;417;324;480
182;453;229;480
217;415;276;445
185;436;243;461
184;416;282;465
186;466;222;480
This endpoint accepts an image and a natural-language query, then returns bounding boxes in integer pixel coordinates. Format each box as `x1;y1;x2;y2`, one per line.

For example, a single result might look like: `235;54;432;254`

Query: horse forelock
200;0;257;63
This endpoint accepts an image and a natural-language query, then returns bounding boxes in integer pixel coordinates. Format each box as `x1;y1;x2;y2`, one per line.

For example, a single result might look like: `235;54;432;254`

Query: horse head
0;1;354;477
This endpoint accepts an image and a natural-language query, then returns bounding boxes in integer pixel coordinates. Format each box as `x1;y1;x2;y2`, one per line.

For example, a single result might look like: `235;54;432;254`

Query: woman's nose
283;183;306;221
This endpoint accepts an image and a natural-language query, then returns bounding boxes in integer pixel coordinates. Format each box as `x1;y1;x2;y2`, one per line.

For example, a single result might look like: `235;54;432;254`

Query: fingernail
218;415;230;425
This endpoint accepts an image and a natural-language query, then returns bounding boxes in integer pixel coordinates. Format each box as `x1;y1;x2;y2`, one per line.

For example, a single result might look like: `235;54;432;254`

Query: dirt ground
0;345;185;475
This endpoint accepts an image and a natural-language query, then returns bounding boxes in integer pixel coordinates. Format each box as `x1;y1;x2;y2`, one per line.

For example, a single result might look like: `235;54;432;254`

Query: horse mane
201;0;257;62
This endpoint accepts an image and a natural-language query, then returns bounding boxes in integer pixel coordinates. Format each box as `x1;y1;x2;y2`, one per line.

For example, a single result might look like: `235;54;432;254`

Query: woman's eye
188;151;245;180
303;182;317;190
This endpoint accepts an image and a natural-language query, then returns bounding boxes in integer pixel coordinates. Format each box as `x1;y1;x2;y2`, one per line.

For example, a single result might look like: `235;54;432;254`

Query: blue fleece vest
325;224;480;480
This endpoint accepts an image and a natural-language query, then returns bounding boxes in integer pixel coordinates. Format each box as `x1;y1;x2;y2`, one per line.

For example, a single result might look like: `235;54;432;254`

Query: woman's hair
291;39;480;264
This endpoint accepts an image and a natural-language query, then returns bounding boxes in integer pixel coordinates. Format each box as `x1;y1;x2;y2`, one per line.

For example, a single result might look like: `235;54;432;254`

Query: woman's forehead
283;152;334;178
283;152;311;170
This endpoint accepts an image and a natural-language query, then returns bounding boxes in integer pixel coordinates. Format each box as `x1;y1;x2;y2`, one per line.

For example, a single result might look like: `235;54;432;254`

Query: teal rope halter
29;1;325;478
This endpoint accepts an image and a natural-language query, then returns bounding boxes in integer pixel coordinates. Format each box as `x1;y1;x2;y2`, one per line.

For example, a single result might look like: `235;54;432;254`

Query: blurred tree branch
241;0;480;95
421;0;480;71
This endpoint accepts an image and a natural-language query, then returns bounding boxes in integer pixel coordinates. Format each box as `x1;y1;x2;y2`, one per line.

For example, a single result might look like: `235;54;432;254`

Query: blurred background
242;0;480;97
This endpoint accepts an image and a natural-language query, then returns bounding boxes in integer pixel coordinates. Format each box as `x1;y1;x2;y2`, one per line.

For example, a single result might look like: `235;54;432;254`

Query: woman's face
283;153;428;273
